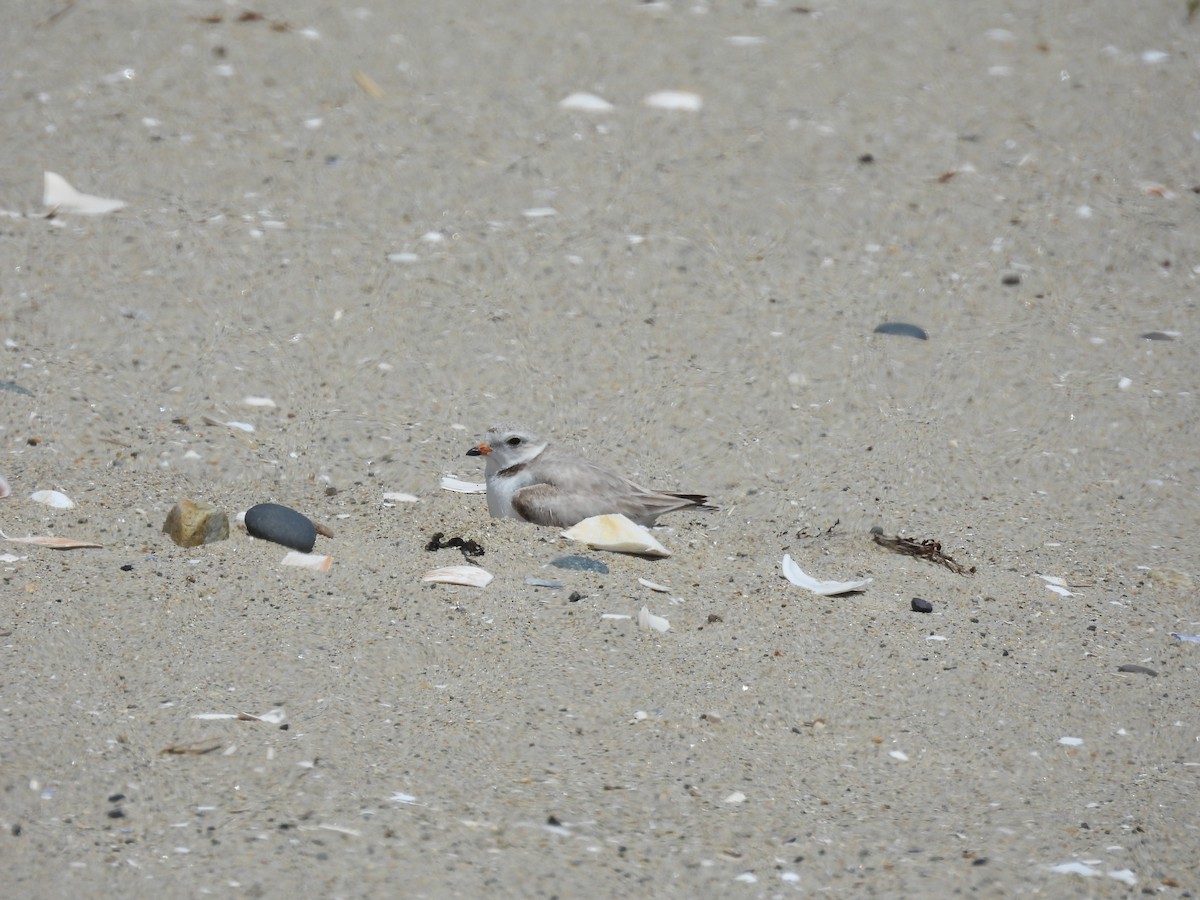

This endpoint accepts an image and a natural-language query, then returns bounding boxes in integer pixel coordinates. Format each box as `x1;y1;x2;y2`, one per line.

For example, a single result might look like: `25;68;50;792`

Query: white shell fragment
562;514;670;557
1037;574;1075;597
559;92;614;112
643;91;703;112
0;473;10;498
43;171;127;215
781;554;871;595
637;606;670;633
382;491;419;503
638;577;670;593
440;476;487;493
422;565;493;588
30;490;75;509
281;550;333;572
241;396;277;408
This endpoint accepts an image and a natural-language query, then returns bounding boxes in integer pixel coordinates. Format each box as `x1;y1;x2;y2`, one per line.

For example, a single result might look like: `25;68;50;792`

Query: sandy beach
2;1;1198;896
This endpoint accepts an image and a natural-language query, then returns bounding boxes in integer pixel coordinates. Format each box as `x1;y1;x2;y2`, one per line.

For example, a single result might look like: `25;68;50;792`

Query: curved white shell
561;514;670;558
637;606;670;633
422;565;493;588
781;554;871;595
30;490;75;509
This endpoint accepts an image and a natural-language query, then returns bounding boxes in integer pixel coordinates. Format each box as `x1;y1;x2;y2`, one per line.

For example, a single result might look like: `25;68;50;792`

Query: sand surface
2;1;1198;896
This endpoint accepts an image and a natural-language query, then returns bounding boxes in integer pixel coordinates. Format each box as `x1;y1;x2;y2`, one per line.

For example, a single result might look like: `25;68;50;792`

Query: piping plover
466;423;714;527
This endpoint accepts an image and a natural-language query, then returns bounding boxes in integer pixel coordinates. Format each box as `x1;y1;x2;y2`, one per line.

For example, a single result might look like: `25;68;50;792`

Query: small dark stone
120;564;134;572
1117;664;1158;677
106;809;126;819
546;814;562;827
551;555;609;574
858;153;875;164
244;503;317;553
869;525;884;535
0;380;35;398
874;322;928;340
911;597;933;613
1140;331;1175;341
108;793;125;803
11;823;22;836
972;857;988;866
1001;273;1021;286
568;591;584;602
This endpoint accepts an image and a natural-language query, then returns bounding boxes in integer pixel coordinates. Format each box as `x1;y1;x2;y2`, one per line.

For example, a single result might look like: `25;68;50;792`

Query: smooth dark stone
550;555;609;574
0;380;34;397
1117;664;1158;677
874;322;928;340
911;597;933;613
244;503;317;553
1140;331;1175;341
1001;273;1021;286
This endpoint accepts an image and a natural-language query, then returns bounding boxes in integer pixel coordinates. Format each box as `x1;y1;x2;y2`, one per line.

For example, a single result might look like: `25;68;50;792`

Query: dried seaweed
872;532;975;575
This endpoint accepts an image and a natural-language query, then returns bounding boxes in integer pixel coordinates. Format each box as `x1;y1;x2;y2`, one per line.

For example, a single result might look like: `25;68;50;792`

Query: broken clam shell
637;606;670;633
422;565;493;588
561;514;670;557
781;554;871;595
30;489;75;509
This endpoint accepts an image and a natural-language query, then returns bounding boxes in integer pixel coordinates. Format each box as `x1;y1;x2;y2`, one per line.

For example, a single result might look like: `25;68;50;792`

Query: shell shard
643;90;702;111
440;476;487;494
561;514;671;557
30;490;75;509
781;554;871;595
559;92;614;112
637;606;670;633
281;550;333;571
422;565;493;588
43;171;127;215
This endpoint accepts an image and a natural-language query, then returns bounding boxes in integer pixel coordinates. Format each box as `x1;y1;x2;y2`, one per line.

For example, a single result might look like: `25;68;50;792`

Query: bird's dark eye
506;436;522;446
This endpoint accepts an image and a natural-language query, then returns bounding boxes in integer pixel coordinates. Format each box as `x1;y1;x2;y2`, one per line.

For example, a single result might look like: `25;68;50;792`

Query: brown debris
872;532;975;575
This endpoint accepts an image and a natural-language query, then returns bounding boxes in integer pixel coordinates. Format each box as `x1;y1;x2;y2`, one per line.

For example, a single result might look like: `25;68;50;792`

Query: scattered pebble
551;555;609;574
162;499;230;548
1001;273;1021;286
0;381;34;397
1140;330;1178;341
1116;664;1157;677
244;503;317;553
911;597;933;613
873;322;928;340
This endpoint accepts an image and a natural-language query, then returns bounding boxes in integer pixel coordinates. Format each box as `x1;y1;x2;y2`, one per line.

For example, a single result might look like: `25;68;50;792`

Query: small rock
874;322;928;340
1117;664;1158;677
244;503;317;553
911;597;933;613
1001;273;1021;286
163;499;230;548
550;555;609;574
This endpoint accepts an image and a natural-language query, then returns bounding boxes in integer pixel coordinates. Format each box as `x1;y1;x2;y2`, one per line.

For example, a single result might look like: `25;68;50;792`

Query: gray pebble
551;555;609;574
1117;664;1158;677
874;322;928;340
244;503;317;553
